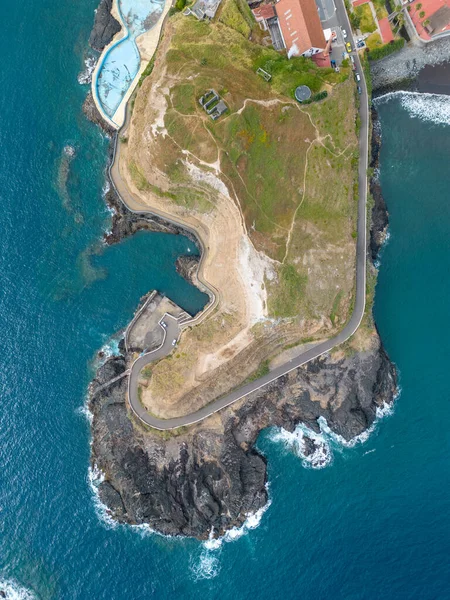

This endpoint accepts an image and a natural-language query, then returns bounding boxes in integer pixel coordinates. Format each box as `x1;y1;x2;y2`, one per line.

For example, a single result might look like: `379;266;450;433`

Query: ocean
1;0;450;597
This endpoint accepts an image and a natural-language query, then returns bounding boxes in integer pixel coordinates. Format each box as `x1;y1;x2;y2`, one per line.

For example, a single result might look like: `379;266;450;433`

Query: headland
84;0;403;538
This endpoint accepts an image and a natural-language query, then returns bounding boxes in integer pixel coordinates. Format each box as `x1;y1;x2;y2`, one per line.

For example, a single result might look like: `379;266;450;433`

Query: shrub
220;0;251;37
367;38;405;61
175;0;186;10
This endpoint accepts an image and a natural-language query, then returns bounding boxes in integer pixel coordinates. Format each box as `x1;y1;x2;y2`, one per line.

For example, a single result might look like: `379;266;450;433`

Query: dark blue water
2;0;450;597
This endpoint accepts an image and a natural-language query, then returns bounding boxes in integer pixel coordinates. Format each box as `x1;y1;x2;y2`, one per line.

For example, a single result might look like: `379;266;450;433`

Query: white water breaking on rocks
190;487;272;580
0;580;37;600
375;91;450;126
78;56;97;85
270;397;398;465
269;424;332;469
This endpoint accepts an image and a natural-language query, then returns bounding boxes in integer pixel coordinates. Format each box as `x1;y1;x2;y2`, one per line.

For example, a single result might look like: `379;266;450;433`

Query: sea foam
78;56;97;85
0;579;37;600
269;424;332;469
375;91;450;126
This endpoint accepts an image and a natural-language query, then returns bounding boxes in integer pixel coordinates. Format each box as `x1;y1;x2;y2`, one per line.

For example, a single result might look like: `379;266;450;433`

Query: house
275;0;326;57
252;0;326;58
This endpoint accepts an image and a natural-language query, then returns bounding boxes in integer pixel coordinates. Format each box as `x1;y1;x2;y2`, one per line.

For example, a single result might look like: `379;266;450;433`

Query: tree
419;10;425;18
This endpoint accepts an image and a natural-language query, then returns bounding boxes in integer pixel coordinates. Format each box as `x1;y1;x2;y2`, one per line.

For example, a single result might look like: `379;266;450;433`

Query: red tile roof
252;4;276;20
276;0;326;56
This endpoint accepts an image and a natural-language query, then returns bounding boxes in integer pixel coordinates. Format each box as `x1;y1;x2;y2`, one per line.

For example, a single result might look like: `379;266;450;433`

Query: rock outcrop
369;106;389;260
89;0;121;52
89;331;397;539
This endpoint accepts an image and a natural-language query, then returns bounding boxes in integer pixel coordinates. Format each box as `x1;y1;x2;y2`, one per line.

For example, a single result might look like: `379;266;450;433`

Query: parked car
335;66;340;73
346;41;352;53
355;72;361;82
342;28;348;38
161;321;167;329
357;40;365;48
357;86;362;94
330;59;336;67
172;339;177;346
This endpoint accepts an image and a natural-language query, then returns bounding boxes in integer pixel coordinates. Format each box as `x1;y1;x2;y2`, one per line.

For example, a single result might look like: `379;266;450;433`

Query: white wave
102;180;111;198
87;464;119;530
76;400;93;425
0;579;37;600
190;547;221;581
269;424;332;469
203;485;272;552
363;449;376;456
78;56;97;85
375;91;450;126
63;144;76;158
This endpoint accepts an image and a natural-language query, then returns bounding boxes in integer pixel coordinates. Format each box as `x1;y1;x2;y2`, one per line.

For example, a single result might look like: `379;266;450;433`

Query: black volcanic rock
89;332;397;539
89;0;121;52
369;106;390;261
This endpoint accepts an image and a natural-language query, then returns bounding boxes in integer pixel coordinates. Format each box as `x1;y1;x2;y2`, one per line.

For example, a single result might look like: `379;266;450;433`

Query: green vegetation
129;161;152;191
245;359;270;383
268;264;308;317
141;366;153;378
372;0;388;19
361;52;373;97
365;32;382;51
330;291;343;325
220;0;251;37
137;15;359;320
354;3;377;33
301;90;328;104
138;56;156;87
368;38;405;61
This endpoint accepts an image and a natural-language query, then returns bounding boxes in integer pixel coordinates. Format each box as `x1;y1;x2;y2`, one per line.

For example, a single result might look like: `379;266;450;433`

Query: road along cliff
90;328;396;539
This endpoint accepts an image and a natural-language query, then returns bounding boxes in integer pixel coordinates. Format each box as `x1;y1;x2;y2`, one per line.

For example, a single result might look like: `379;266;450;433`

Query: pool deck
91;0;171;130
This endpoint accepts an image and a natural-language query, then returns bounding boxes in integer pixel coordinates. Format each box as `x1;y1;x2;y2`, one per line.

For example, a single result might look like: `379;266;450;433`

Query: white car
161;321;167;329
172;339;177;346
342;29;347;39
355;72;361;82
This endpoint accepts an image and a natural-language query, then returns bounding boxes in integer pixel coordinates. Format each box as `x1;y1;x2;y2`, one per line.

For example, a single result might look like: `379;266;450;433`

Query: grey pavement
114;0;370;430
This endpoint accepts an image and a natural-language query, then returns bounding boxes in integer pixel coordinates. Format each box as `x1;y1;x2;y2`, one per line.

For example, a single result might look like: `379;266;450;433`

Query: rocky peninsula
85;1;398;539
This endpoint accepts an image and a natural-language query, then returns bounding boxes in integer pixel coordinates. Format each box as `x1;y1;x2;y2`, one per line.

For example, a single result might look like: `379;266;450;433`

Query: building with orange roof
275;0;326;57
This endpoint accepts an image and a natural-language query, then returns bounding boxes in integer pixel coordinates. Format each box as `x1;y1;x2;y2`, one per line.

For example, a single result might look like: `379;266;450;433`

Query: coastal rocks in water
103;184;198;247
175;255;200;286
369;106;389;260
89;0;121;52
82;92;116;136
370;37;450;92
89;331;397;539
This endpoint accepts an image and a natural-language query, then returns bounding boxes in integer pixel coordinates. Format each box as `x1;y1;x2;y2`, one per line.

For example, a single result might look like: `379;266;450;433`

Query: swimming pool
95;0;166;121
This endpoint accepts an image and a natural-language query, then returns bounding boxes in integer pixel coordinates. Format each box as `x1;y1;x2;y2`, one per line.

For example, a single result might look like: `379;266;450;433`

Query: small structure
187;0;222;19
294;85;312;102
256;67;272;81
199;89;228;120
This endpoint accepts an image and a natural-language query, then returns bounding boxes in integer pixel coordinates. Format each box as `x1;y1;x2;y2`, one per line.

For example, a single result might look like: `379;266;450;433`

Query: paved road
117;1;369;430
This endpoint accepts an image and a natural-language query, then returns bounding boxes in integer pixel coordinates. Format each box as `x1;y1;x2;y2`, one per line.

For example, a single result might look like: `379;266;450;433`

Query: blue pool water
96;0;165;118
2;0;450;597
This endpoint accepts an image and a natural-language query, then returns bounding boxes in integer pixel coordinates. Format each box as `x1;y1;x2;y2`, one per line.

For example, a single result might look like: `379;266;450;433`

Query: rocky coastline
87;114;398;541
89;330;396;539
89;0;121;52
370;37;450;95
84;0;398;541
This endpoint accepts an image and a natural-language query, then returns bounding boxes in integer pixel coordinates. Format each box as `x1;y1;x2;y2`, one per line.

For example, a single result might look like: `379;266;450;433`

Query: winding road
110;0;370;430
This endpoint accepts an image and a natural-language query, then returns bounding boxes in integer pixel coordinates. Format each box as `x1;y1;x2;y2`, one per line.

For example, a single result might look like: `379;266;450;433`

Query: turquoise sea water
2;0;450;597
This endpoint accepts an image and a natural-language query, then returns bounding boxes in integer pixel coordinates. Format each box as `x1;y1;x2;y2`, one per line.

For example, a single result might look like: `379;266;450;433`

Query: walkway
109;0;370;430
